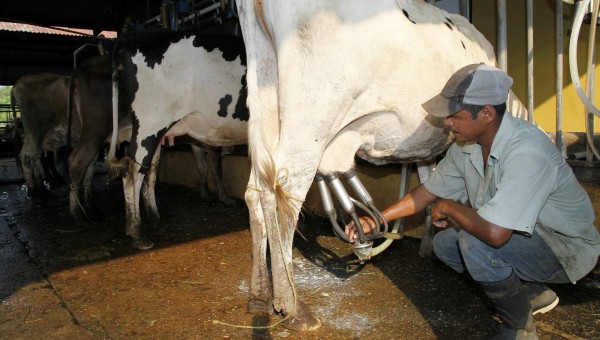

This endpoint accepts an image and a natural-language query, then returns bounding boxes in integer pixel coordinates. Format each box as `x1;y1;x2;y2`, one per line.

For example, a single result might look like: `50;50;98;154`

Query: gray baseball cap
422;63;513;118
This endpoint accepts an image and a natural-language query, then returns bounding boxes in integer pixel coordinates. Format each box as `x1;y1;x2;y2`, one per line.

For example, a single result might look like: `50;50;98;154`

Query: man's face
443;108;487;143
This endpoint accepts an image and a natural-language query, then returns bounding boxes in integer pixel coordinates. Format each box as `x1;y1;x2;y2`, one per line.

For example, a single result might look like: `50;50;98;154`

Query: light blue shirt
424;113;600;282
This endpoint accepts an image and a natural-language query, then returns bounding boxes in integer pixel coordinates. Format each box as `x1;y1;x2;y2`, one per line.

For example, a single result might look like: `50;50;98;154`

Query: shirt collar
488;113;516;162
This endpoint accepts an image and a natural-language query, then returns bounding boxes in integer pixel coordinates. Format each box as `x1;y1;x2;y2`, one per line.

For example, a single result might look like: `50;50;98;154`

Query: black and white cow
107;29;248;249
236;0;529;330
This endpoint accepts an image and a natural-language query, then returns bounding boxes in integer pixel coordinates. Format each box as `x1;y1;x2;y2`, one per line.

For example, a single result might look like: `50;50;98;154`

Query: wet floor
0;174;598;339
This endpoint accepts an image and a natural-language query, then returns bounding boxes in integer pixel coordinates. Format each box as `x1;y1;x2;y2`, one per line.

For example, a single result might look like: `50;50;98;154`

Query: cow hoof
248;298;273;315
132;238;154;250
281;300;321;331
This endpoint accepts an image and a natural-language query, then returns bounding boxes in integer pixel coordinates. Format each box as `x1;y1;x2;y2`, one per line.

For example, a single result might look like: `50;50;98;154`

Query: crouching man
346;63;600;339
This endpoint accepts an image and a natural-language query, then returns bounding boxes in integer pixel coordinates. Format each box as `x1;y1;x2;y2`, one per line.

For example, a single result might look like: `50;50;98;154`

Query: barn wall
472;1;600;133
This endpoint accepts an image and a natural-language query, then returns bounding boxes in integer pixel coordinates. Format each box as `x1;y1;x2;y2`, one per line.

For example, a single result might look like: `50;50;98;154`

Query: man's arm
431;199;513;247
345;184;438;241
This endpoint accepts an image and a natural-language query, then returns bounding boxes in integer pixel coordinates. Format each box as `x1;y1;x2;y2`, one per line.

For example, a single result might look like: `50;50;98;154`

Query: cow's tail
106;38;128;179
246;90;297;234
10;89;23;174
243;1;298;233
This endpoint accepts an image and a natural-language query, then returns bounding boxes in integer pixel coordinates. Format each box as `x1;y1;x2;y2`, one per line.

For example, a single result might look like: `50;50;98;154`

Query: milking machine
316;169;393;263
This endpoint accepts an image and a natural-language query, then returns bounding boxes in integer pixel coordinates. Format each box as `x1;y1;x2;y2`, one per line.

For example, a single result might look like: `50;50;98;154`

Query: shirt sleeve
477;150;558;234
424;145;468;203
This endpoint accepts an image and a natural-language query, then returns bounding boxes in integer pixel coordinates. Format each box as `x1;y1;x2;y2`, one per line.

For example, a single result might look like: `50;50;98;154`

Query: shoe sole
533;296;559;315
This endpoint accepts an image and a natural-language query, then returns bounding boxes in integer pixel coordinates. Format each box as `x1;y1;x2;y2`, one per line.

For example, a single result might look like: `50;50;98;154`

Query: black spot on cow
192;34;247;66
128;112;141;161
218;94;233;118
233;74;249;121
444;22;453;30
402;9;417;24
137;120;180;174
117;29;188;69
445;17;455;26
461;41;466;50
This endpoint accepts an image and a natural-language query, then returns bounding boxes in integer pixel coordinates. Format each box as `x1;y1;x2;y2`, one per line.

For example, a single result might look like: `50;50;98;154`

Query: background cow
13;54;240;238
236;0;529;330
11;73;80;202
107;29;248;249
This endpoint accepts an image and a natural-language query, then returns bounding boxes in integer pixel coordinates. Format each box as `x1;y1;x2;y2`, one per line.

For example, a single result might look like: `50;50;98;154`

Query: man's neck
479;115;504;164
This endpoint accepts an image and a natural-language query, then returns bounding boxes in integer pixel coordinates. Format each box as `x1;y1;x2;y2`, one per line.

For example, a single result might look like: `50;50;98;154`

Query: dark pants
432;227;570;283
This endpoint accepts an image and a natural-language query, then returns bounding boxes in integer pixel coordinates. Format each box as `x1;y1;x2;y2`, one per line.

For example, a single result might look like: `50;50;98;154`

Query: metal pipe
369;163;410;258
585;0;599;160
556;0;566;157
73;43;98;69
526;0;534;123
315;173;351;243
569;0;600;118
178;3;221;25
325;174;367;244
344;170;373;206
497;0;508;72
459;0;470;21
568;0;600;159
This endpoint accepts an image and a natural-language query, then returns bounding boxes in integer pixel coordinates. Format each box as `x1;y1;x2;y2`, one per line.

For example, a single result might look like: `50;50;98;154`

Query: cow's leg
19;140;53;202
200;145;237;206
122;161;153;249
237;0;318;328
41;151;64;188
189;144;214;201
81;155;104;220
263;172;321;330
245;171;273;314
141;144;162;233
68;140;104;222
417;159;436;258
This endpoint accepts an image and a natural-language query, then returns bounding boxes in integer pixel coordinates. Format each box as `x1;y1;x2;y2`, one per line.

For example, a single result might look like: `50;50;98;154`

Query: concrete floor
0;176;598;339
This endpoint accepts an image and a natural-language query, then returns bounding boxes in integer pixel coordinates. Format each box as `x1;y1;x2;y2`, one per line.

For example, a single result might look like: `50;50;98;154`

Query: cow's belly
165;112;248;147
353;111;452;165
318;111;451;173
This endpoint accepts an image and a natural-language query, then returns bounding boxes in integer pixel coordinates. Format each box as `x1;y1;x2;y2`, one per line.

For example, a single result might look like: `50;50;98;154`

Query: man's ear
483;105;496;122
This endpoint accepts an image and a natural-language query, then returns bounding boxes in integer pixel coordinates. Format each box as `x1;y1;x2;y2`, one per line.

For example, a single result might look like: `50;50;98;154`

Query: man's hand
431;199;455;228
344;216;377;241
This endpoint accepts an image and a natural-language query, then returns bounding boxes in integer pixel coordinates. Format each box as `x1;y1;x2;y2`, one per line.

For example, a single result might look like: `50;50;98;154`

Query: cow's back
13;74;71;131
12;73;76;149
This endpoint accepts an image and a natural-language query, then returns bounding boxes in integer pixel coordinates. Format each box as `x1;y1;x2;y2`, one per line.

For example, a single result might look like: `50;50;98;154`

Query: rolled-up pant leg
432;227;570;283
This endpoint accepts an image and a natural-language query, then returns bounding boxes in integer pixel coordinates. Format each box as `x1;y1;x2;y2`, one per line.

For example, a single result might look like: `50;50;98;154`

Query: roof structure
0;21;117;38
0;0;233;85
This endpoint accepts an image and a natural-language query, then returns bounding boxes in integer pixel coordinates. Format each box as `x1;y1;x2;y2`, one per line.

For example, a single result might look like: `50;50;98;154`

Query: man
346;63;600;339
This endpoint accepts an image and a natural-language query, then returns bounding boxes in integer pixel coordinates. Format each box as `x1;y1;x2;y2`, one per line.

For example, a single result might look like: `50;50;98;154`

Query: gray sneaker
522;282;559;315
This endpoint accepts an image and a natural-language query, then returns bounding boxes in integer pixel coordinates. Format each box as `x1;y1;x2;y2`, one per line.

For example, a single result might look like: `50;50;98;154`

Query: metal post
527;0;534;123
459;0;470;21
585;0;599;160
556;0;566;157
497;0;508;72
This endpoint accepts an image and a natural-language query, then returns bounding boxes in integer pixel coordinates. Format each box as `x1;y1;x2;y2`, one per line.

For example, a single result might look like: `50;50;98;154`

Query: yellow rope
126;155;149;169
213;167;304;330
